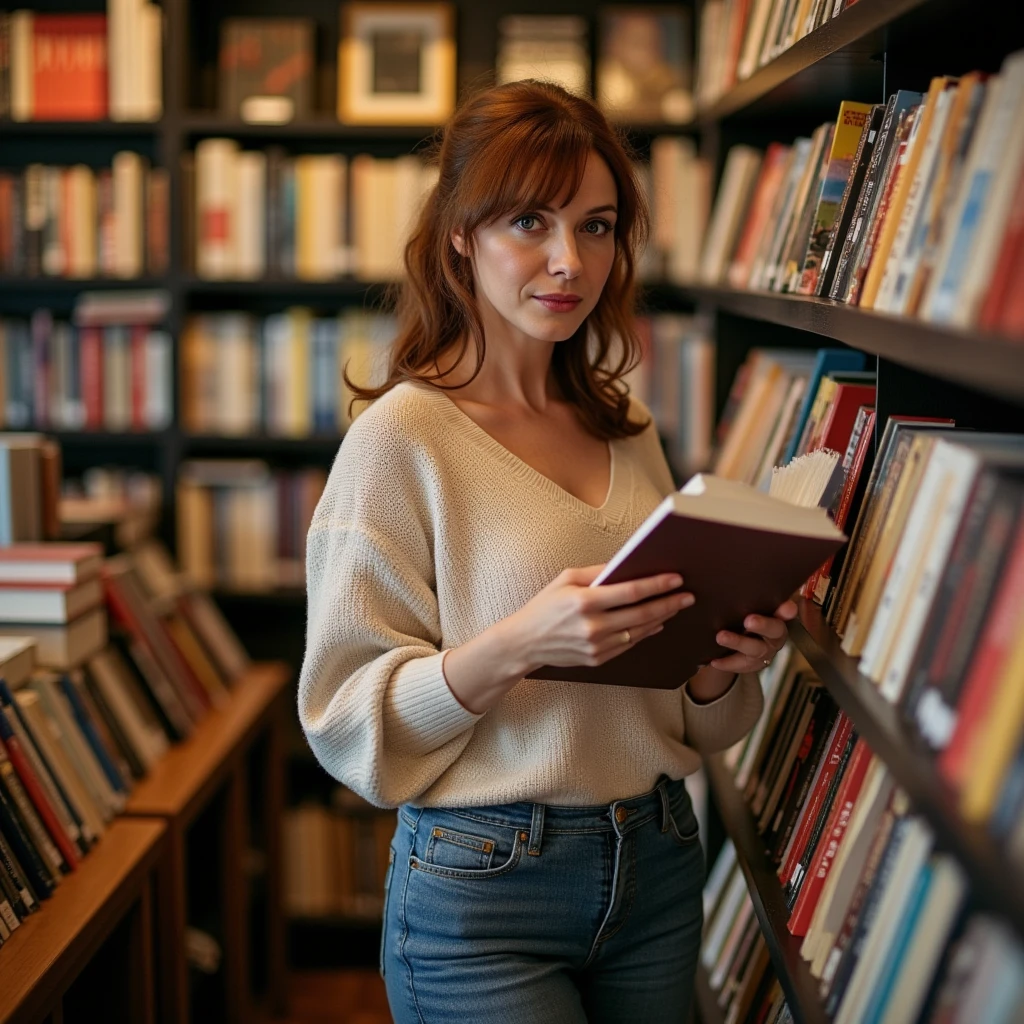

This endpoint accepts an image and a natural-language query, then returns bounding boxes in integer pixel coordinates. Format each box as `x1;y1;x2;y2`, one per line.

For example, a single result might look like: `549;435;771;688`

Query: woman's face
457;151;619;345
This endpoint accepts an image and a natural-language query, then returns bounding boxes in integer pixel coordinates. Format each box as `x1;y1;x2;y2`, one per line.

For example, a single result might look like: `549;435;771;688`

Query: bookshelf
0;818;166;1024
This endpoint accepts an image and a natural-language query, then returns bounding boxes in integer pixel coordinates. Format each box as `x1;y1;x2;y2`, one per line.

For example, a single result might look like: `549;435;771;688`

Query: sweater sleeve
297;415;482;808
681;672;764;753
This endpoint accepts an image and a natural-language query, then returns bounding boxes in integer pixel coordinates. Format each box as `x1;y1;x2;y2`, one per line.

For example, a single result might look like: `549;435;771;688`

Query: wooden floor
280;970;392;1024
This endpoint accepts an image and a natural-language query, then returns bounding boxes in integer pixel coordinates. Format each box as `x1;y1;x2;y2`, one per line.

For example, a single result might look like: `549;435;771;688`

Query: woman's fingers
715;630;770;660
600;590;695;633
741;613;789;641
588;572;685;610
709;652;755;672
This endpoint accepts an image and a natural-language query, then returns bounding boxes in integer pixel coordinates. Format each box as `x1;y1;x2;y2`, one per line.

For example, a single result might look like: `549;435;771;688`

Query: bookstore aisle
5;0;1024;1022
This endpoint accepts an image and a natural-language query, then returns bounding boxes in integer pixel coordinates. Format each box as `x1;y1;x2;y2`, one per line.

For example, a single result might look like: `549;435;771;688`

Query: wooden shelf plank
678;285;1024;402
124;661;290;823
181;276;390;303
0;819;166;1024
704;754;829;1024
0;121;161;136
789;598;1024;943
183;434;342;456
0;276;169;291
180;115;437;140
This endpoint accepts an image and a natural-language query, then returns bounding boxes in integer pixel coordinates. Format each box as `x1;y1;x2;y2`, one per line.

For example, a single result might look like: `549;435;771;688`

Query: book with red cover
776;712;854;886
938;520;1024;789
0;708;78;869
530;475;845;689
978;164;1024;333
812;382;876;456
787;739;873;936
0;543;103;585
27;15;108;121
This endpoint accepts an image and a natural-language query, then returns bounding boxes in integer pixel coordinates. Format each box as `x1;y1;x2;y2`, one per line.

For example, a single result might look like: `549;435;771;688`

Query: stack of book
283;789;394;921
181;309;392;438
1;292;172;433
691;52;1024;337
721;646;1024;1022
626;313;716;477
694;0;864;111
0;544;108;670
185;141;438;282
0;1;161;123
702;840;795;1024
176;461;327;593
0;157;169;279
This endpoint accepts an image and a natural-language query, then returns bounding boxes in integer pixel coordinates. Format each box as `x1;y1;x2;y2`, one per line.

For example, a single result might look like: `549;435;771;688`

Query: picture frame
337;2;456;126
596;5;694;126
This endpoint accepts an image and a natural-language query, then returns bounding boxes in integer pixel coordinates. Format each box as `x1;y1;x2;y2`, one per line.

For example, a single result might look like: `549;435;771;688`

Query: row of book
283;792;394;921
694;0;856;110
715;644;1024;1022
1;311;172;433
0;157;169;279
181;309;390;438
0;536;251;952
701;848;795;1024
187;141;437;282
625;314;715;478
177;461;327;594
716;345;1024;840
698;50;1024;337
0;1;161;123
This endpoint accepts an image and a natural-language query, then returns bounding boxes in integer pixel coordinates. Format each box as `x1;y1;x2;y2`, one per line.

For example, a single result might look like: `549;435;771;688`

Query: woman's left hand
709;600;798;674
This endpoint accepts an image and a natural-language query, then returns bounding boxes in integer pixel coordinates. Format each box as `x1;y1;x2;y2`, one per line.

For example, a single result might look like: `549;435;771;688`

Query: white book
701;867;749;969
112;151;144;279
703;840;738;920
737;0;774;81
214;314;257;435
195;138;240;278
138;2;163;121
699;146;763;284
234;151;267;280
833;816;934;1024
144;331;173;429
9;11;33;122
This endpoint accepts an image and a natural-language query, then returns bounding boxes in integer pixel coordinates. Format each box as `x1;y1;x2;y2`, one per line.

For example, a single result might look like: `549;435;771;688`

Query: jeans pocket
411;825;523;880
379;846;395;978
666;788;701;847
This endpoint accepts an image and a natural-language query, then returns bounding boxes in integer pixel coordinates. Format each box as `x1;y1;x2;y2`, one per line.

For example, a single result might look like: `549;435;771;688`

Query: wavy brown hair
348;80;650;440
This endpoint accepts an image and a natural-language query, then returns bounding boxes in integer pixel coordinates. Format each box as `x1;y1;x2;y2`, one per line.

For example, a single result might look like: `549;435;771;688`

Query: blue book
57;676;128;796
781;348;867;465
861;860;934;1024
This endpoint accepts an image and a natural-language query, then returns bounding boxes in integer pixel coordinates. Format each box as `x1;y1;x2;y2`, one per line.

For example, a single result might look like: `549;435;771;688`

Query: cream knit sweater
298;381;763;809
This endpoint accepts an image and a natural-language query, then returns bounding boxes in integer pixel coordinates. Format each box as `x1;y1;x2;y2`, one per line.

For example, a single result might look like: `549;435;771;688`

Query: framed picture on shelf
337;2;456;126
596;6;694;125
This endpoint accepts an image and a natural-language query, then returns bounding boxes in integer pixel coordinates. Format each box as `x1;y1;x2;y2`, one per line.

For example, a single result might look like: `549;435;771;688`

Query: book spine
0;824;35;920
0;764;53;899
0;741;63;881
57;675;127;796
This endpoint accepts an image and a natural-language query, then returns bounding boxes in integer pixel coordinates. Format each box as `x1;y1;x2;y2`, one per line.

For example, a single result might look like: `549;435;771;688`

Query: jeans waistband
399;776;688;854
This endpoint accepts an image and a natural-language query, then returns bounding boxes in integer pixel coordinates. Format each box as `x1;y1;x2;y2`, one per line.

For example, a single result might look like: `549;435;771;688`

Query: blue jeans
381;776;705;1023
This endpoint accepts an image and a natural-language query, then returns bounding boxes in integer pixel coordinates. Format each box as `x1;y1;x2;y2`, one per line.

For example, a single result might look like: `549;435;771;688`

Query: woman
299;80;795;1024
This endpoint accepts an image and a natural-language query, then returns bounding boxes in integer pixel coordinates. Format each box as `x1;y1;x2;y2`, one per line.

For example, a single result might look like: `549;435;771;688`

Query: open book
530;474;846;689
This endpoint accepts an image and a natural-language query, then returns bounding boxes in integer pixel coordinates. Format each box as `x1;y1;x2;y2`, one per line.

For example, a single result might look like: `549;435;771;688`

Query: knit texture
298;382;764;808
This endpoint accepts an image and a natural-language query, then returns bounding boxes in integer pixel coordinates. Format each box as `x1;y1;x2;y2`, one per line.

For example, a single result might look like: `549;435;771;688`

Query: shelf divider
789;598;1024;943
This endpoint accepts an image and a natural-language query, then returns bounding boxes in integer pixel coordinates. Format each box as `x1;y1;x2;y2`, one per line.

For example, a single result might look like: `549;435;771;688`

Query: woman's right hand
511;565;696;675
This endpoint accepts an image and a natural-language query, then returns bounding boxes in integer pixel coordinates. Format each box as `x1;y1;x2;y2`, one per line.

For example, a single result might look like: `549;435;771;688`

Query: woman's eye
583;219;611;236
514;215;539;231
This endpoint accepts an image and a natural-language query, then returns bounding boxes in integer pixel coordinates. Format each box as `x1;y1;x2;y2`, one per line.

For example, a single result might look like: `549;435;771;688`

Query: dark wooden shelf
181;115;438;141
703;754;829;1024
182;276;390;304
50;429;172;445
679;285;1024;402
212;588;306;606
694;965;726;1024
0;120;161;136
789;598;1024;944
0;276;169;291
183;433;342;456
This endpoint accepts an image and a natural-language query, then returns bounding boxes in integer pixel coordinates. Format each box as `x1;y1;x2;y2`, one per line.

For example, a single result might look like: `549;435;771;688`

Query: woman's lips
533;294;583;312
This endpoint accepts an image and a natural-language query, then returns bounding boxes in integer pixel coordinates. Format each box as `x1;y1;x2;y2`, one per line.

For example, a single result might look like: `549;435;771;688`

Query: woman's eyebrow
584;205;618;215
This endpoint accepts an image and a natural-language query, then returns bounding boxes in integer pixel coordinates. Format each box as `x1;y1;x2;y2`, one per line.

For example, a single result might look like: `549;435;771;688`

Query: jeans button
615;806;628;824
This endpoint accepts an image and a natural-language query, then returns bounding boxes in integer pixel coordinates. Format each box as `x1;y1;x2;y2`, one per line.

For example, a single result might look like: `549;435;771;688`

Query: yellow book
294;157;315;281
801;376;838;454
286;307;312;437
861;77;954;308
960;628;1024;822
842;434;936;656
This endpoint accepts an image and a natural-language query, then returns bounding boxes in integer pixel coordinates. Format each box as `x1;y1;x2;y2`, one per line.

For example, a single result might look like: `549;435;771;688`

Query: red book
80;325;104;429
728;143;791;287
28;15;108;121
938;520;1024;789
778;712;854;889
0;543;103;585
787;738;873;936
0;717;78;869
978;164;1024;333
130;325;148;429
814;383;877;455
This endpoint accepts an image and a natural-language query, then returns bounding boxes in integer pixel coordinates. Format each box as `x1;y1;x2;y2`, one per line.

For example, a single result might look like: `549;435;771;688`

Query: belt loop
528;803;545;856
657;778;671;834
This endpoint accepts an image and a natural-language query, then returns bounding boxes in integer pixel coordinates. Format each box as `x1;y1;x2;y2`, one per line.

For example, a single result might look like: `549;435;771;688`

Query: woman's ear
451;228;469;257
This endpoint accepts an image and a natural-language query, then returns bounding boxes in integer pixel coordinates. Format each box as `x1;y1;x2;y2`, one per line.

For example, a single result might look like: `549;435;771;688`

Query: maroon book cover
531;488;844;689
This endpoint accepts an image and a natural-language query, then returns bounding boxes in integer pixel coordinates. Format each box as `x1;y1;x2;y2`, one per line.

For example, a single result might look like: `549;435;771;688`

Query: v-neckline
412;383;632;525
